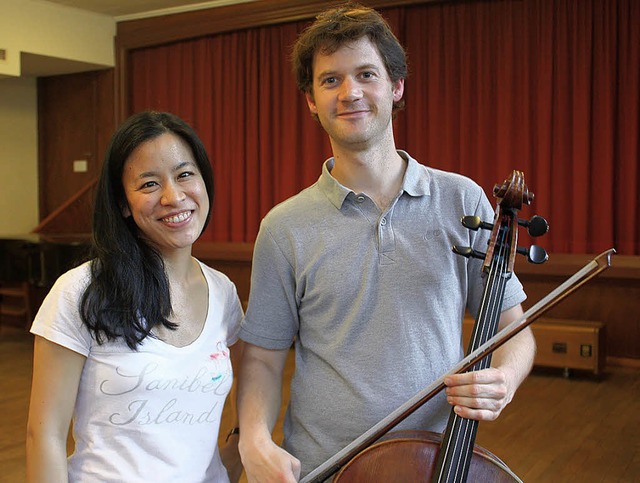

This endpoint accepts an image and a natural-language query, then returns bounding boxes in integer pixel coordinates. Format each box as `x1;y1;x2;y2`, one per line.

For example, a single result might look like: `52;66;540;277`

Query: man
237;3;535;481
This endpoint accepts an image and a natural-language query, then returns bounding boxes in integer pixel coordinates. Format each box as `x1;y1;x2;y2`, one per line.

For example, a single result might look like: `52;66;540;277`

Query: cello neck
432;249;510;483
432;174;525;483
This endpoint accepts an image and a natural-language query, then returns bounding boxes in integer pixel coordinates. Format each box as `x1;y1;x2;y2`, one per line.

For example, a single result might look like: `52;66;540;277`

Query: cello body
334;430;519;482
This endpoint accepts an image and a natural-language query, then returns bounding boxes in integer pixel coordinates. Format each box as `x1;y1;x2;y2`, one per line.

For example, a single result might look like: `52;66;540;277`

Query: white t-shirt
31;260;243;483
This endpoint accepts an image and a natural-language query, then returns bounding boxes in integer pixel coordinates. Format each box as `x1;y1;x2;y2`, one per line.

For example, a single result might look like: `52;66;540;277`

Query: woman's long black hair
80;111;214;349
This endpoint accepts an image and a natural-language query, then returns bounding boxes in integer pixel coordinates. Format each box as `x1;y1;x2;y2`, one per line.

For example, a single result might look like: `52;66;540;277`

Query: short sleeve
239;221;299;349
30;263;93;356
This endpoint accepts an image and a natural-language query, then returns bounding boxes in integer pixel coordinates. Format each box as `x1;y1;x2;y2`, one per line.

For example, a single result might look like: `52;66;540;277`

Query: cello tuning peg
461;216;494;231
518;215;549;237
452;245;486;260
516;244;548;264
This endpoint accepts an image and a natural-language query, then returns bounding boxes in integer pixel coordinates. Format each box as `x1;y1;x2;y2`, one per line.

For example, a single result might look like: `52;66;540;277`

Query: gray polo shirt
240;151;526;478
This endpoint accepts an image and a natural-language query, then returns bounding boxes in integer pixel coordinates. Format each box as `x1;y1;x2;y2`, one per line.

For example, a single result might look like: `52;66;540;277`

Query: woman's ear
121;204;131;218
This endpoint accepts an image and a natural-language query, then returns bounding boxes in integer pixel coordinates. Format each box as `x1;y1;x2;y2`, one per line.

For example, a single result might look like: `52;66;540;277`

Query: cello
429;171;547;482
300;171;614;483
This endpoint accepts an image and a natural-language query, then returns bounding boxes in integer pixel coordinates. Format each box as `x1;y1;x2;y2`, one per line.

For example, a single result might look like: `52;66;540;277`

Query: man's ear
305;92;318;115
392;78;405;103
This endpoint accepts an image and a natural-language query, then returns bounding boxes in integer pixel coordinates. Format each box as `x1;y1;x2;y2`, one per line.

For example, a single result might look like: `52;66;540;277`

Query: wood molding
192;241;254;261
515;251;640;280
116;0;439;50
607;356;640;368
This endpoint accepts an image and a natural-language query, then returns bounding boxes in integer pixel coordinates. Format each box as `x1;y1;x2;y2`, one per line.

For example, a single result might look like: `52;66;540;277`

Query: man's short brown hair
291;2;408;112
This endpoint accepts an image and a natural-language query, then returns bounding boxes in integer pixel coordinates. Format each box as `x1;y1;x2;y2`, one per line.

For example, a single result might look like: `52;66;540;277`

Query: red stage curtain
128;0;640;255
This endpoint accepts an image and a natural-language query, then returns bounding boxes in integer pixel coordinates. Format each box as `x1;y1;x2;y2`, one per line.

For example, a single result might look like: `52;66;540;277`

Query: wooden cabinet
463;317;605;376
531;318;605;376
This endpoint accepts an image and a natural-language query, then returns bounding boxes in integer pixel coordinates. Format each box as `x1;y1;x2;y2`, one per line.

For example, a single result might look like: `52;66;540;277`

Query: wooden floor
1;325;639;483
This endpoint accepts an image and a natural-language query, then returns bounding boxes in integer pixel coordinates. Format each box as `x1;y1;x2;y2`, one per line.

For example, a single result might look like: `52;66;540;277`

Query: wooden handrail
32;178;97;235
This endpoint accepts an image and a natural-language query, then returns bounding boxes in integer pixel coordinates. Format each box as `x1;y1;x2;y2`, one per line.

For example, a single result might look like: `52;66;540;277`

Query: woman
26;111;243;482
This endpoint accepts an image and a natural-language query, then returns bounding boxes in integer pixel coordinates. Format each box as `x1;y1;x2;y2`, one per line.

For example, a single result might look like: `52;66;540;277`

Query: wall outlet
73;159;88;173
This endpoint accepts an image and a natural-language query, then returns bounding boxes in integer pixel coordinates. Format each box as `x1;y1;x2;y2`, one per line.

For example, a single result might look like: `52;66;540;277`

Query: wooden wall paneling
38;72;96;220
32;180;97;234
94;69;116;169
520;277;640;361
516;253;640;361
37;69;115;227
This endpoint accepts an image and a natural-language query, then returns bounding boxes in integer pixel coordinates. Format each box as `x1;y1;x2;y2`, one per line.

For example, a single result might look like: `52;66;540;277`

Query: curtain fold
128;0;640;255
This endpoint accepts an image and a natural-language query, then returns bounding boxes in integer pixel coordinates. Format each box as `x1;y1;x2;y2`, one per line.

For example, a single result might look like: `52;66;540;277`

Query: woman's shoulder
49;260;93;295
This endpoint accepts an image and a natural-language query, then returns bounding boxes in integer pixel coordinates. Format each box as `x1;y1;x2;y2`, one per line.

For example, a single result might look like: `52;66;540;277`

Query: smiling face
121;132;210;256
305;36;404;152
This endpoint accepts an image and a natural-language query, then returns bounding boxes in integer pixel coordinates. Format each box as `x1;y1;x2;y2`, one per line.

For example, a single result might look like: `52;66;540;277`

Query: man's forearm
493;305;536;395
237;345;289;441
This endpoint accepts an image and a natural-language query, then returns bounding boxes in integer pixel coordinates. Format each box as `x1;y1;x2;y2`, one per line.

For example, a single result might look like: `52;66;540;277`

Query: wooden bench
463;317;605;376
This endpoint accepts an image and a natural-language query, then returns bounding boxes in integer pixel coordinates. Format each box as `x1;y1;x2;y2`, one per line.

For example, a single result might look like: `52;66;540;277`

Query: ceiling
1;1;255;78
43;0;256;20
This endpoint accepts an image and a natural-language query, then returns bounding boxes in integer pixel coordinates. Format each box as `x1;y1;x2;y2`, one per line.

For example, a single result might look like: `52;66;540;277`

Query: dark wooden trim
607;356;640;368
515;252;640;281
192;241;254;262
191;243;640;278
114;34;129;125
116;0;439;50
37;77;47;219
516;253;640;360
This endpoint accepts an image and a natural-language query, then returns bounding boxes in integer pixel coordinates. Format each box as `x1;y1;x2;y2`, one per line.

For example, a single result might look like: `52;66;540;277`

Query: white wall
0;0;116;235
0;77;38;235
0;0;115;77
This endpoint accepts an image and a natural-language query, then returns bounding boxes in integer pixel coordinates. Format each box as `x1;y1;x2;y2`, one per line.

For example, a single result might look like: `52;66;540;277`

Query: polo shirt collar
399;150;431;197
318;150;431;209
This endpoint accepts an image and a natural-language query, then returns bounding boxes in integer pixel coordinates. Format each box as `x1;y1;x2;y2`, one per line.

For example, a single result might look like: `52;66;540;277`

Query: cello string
439;216;509;481
446;212;514;482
